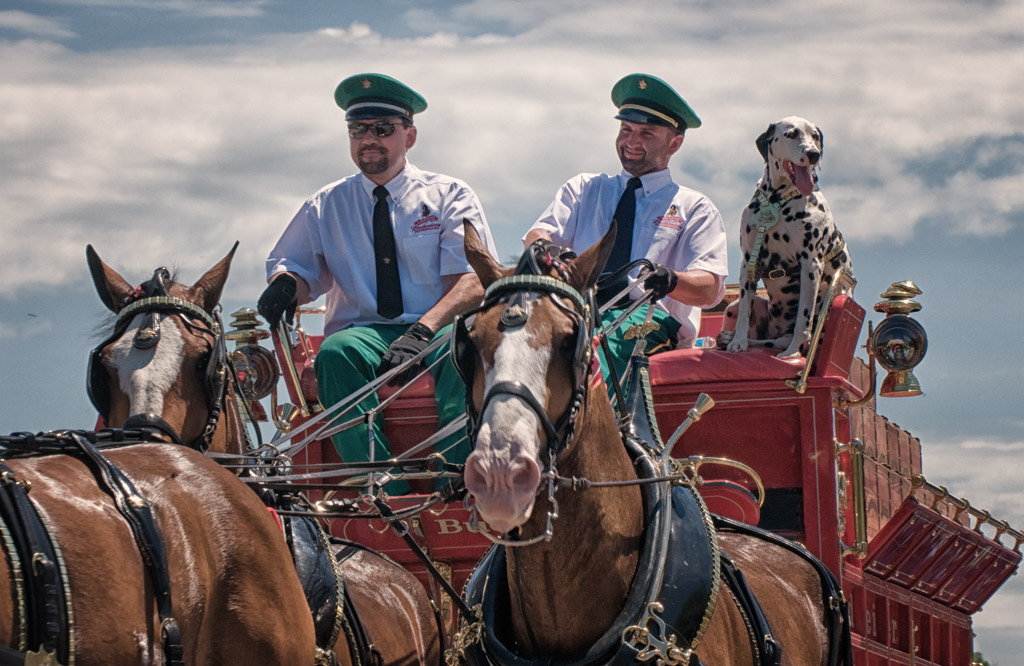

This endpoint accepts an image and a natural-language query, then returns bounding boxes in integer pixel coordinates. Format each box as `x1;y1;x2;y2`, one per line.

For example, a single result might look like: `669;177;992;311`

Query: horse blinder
450;314;476;387
86;346;112;419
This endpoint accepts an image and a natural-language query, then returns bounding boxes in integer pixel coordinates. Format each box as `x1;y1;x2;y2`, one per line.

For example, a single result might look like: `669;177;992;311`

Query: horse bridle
87;268;229;451
451;248;596;464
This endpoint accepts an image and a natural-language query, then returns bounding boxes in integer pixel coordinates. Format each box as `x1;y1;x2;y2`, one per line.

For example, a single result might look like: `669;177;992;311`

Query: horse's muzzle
464;449;541;533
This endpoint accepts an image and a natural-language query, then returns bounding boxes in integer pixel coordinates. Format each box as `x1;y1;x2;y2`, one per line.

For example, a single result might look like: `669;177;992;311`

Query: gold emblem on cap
669;205;678;216
362;78;372;89
638;79;648;90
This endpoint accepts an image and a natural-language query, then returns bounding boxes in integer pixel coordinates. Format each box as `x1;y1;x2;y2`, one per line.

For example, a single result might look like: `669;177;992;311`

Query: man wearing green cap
524;73;728;388
259;73;497;492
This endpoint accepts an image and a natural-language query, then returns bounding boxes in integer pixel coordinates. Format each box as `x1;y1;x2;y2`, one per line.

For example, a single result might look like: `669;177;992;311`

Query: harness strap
337;579;380;666
116;295;217;332
0;463;71;666
760;232;848;282
745;189;802;280
825;233;847;263
598;332;629;425
122;414;186;447
485;275;586;313
480;381;560;447
719;552;781;666
0;645;25;666
712;515;853;666
67;433;185;666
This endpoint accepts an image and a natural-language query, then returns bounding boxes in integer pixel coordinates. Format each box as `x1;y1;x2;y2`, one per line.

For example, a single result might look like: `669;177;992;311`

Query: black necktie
373;185;403;319
598;176;643;303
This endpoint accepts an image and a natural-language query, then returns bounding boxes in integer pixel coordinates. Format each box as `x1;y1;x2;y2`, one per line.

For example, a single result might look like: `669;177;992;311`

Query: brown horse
0;446;316;664
454;223;849;665
87;245;442;666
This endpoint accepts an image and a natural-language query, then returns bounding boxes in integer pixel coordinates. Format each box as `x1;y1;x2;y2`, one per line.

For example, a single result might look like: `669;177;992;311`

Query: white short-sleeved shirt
526;168;728;347
267;163;497;337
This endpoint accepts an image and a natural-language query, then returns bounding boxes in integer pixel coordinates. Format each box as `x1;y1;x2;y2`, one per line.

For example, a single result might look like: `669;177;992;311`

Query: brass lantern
870;282;927;398
225;308;280;413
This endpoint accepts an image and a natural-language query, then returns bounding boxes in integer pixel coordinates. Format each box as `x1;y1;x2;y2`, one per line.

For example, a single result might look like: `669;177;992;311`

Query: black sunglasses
347;121;403;140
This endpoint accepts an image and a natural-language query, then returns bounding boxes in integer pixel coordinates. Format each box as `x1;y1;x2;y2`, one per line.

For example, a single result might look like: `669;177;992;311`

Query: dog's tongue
791;162;815;197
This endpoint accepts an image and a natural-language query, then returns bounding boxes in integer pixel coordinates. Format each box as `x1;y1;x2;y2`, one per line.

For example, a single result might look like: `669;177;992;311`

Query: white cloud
318;23;375;41
922;437;1024;527
0;10;75;38
3;4;1023;302
44;0;269;19
921;437;1024;656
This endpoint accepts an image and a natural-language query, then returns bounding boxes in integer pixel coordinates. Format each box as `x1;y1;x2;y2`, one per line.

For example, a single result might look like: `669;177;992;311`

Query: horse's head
457;224;615;533
86;243;239;451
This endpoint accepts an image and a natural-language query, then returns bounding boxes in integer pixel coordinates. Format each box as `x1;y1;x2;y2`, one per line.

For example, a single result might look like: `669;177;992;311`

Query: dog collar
745;189;802;280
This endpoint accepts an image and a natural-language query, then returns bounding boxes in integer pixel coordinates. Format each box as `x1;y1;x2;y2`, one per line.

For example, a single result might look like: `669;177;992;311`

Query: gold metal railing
787;267;857;394
837;437;868;559
273;306;327;427
836;439;1023;559
911;474;1024;552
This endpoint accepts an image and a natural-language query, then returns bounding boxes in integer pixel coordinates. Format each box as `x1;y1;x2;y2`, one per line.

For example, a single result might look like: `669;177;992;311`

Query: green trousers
315;323;468;494
597;305;681;402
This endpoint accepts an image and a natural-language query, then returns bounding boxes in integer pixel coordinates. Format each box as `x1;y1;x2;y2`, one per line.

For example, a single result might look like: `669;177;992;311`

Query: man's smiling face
615;120;683;176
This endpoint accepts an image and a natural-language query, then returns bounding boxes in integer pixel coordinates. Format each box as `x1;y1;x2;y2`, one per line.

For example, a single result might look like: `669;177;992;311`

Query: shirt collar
620;168;673;197
359;163;417;202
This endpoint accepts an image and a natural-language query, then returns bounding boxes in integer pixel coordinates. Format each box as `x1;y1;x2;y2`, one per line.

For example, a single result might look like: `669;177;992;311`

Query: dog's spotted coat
723;116;853;358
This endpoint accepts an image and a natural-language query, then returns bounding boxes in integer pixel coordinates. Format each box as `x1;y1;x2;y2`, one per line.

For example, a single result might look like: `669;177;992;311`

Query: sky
1;0;1022;661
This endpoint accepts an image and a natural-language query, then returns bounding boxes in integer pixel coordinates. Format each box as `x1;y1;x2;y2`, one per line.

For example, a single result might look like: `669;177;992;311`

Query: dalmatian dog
719;116;853;358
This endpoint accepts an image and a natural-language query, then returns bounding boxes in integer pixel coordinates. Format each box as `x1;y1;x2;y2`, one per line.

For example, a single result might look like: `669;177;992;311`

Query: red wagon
227;276;1020;666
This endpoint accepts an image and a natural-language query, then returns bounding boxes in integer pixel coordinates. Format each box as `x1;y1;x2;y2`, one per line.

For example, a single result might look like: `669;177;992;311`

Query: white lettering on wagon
435;518;474;535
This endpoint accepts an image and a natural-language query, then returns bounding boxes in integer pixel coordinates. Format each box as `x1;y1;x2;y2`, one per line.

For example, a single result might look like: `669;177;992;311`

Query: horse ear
464;220;505;289
756;123;776;162
189;241;238;314
87;244;134;313
566;221;617;292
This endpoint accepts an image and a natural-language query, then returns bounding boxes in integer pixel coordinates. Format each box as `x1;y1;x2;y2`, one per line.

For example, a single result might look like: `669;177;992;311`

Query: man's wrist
270;272;297;289
407;321;435;341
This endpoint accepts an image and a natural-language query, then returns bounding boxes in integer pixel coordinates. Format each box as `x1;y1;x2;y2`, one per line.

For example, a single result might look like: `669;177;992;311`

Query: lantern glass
871;314;927;372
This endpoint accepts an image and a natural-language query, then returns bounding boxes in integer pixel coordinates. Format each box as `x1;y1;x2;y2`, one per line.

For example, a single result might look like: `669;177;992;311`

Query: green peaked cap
611;73;701;130
334;73;427;121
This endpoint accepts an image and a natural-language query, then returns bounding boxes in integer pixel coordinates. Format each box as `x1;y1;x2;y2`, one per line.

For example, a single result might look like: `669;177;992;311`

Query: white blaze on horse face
107;314;185;417
465;306;551;533
483;323;551;460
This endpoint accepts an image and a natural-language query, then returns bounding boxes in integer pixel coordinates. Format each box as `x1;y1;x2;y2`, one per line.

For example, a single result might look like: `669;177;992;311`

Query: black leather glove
378;322;435;385
533;238;577;261
257;274;298;329
643;264;678;301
